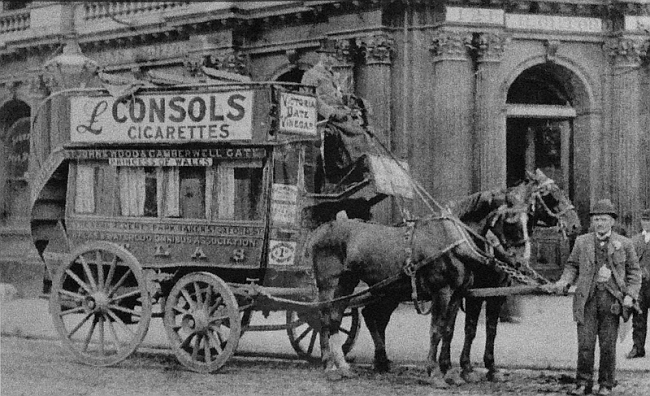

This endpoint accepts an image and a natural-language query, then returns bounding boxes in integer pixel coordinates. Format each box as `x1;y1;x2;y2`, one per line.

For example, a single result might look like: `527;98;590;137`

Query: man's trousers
632;278;650;352
576;285;619;389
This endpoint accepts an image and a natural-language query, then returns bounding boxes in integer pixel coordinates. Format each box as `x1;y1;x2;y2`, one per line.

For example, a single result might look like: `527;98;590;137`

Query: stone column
605;37;646;232
428;30;474;204
356;33;395;223
331;38;356;94
473;32;508;191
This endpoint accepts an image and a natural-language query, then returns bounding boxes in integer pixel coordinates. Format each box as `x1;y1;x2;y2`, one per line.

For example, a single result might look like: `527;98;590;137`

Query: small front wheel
163;272;241;373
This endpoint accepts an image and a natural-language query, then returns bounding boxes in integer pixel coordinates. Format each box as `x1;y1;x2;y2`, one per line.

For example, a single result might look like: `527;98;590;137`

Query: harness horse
439;169;581;384
309;178;536;385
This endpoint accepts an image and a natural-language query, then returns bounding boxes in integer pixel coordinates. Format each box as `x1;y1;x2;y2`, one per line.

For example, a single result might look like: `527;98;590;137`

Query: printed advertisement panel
278;92;317;137
70;91;253;143
268;240;297;266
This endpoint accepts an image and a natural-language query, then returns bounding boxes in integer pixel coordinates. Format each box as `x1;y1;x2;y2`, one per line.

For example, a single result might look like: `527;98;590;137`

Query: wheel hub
85;292;110;312
182;309;210;333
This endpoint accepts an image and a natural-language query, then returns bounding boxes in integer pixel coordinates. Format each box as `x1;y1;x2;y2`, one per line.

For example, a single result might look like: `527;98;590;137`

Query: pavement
1;293;650;372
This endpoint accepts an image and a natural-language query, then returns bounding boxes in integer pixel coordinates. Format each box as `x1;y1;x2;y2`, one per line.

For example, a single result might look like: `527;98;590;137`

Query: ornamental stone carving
332;39;357;67
604;37;648;67
474;32;509;63
183;52;204;77
430;31;473;61
205;50;250;76
357;34;395;65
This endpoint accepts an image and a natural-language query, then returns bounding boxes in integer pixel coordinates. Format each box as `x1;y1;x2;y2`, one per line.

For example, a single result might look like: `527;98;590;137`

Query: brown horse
439;169;581;384
309;184;532;385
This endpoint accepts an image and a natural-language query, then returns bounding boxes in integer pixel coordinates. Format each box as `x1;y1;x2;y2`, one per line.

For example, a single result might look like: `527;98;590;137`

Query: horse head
483;195;532;268
524;169;581;237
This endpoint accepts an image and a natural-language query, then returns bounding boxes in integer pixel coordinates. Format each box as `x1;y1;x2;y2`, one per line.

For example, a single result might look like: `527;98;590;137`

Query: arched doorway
505;62;592;279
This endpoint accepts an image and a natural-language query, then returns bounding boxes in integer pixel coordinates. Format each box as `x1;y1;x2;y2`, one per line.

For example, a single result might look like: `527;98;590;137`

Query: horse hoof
443;369;466;386
461;369;481;383
373;359;391;373
340;368;358;379
486;370;506;382
429;376;450;389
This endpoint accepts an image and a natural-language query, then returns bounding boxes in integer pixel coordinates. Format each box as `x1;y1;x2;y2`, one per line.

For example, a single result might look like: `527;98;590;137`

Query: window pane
234;167;263;220
143;168;158;217
75;165;96;214
179;167;205;219
118;167;156;217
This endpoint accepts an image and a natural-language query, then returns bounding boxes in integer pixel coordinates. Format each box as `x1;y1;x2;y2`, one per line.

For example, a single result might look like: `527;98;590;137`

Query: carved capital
357;34;395;65
332;39;357;67
183;52;205;77
205;50;250;76
474;32;509;63
430;31;472;62
604;37;648;67
27;74;50;98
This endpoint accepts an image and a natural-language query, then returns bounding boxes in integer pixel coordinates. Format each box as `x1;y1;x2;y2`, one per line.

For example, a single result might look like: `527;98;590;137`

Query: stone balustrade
0;8;30;35
81;1;190;21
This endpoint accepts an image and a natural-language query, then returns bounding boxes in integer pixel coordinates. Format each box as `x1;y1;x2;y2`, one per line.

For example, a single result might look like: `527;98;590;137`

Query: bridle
528;179;575;239
487;204;531;250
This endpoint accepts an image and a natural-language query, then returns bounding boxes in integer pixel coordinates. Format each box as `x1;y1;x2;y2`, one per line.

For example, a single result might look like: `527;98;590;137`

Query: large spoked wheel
50;241;151;366
163;272;241;373
286;306;360;363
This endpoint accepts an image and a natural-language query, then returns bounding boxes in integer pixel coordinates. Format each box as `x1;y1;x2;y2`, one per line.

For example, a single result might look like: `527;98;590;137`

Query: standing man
546;199;641;396
627;209;650;359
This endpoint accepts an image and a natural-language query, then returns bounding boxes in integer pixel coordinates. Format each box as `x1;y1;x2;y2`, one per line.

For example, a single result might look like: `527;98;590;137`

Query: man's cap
641;209;650;220
590;199;617;219
316;38;337;53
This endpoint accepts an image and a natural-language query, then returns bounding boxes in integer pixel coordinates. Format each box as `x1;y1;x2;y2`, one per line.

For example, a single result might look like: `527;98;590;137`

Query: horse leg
484;296;506;382
325;272;359;379
460;297;484;383
426;286;451;389
362;298;399;372
441;295;467;386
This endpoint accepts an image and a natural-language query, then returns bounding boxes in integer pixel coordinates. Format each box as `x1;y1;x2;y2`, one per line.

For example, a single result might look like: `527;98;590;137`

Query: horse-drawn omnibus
30;80;414;373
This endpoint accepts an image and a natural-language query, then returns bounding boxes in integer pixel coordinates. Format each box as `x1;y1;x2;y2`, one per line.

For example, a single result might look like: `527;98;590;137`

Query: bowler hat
590;199;617;219
316;38;337;54
641;209;650;220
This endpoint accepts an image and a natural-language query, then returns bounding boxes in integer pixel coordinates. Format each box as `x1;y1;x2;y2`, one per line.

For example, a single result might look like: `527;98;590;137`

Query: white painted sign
70;91;253;143
278;92;317;136
446;7;504;25
268;240;297;266
272;183;298;203
506;14;601;33
108;158;213;167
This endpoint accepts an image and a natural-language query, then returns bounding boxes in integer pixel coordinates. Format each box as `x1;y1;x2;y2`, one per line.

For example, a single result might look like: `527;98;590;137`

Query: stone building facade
2;0;650;291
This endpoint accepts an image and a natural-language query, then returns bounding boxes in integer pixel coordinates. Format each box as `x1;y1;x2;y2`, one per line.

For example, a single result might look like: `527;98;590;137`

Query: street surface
3;296;650;395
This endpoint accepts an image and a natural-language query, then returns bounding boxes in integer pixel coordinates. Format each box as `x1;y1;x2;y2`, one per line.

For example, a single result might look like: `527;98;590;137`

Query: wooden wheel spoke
204;337;212;362
66;312;94;338
207;331;223;354
82;316;98;352
307;330;317;354
104;313;122;351
97;260;105;292
180;288;196;311
65;270;93;295
59;289;87;301
173;305;191;315
105;310;136;338
110;289;141;304
192;335;201;360
104;257;118;292
108;305;140;317
193;282;203;306
294;326;312;344
98;315;106;356
78;255;98;291
208;296;223;315
180;332;196;350
61;306;86;316
107;268;133;298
